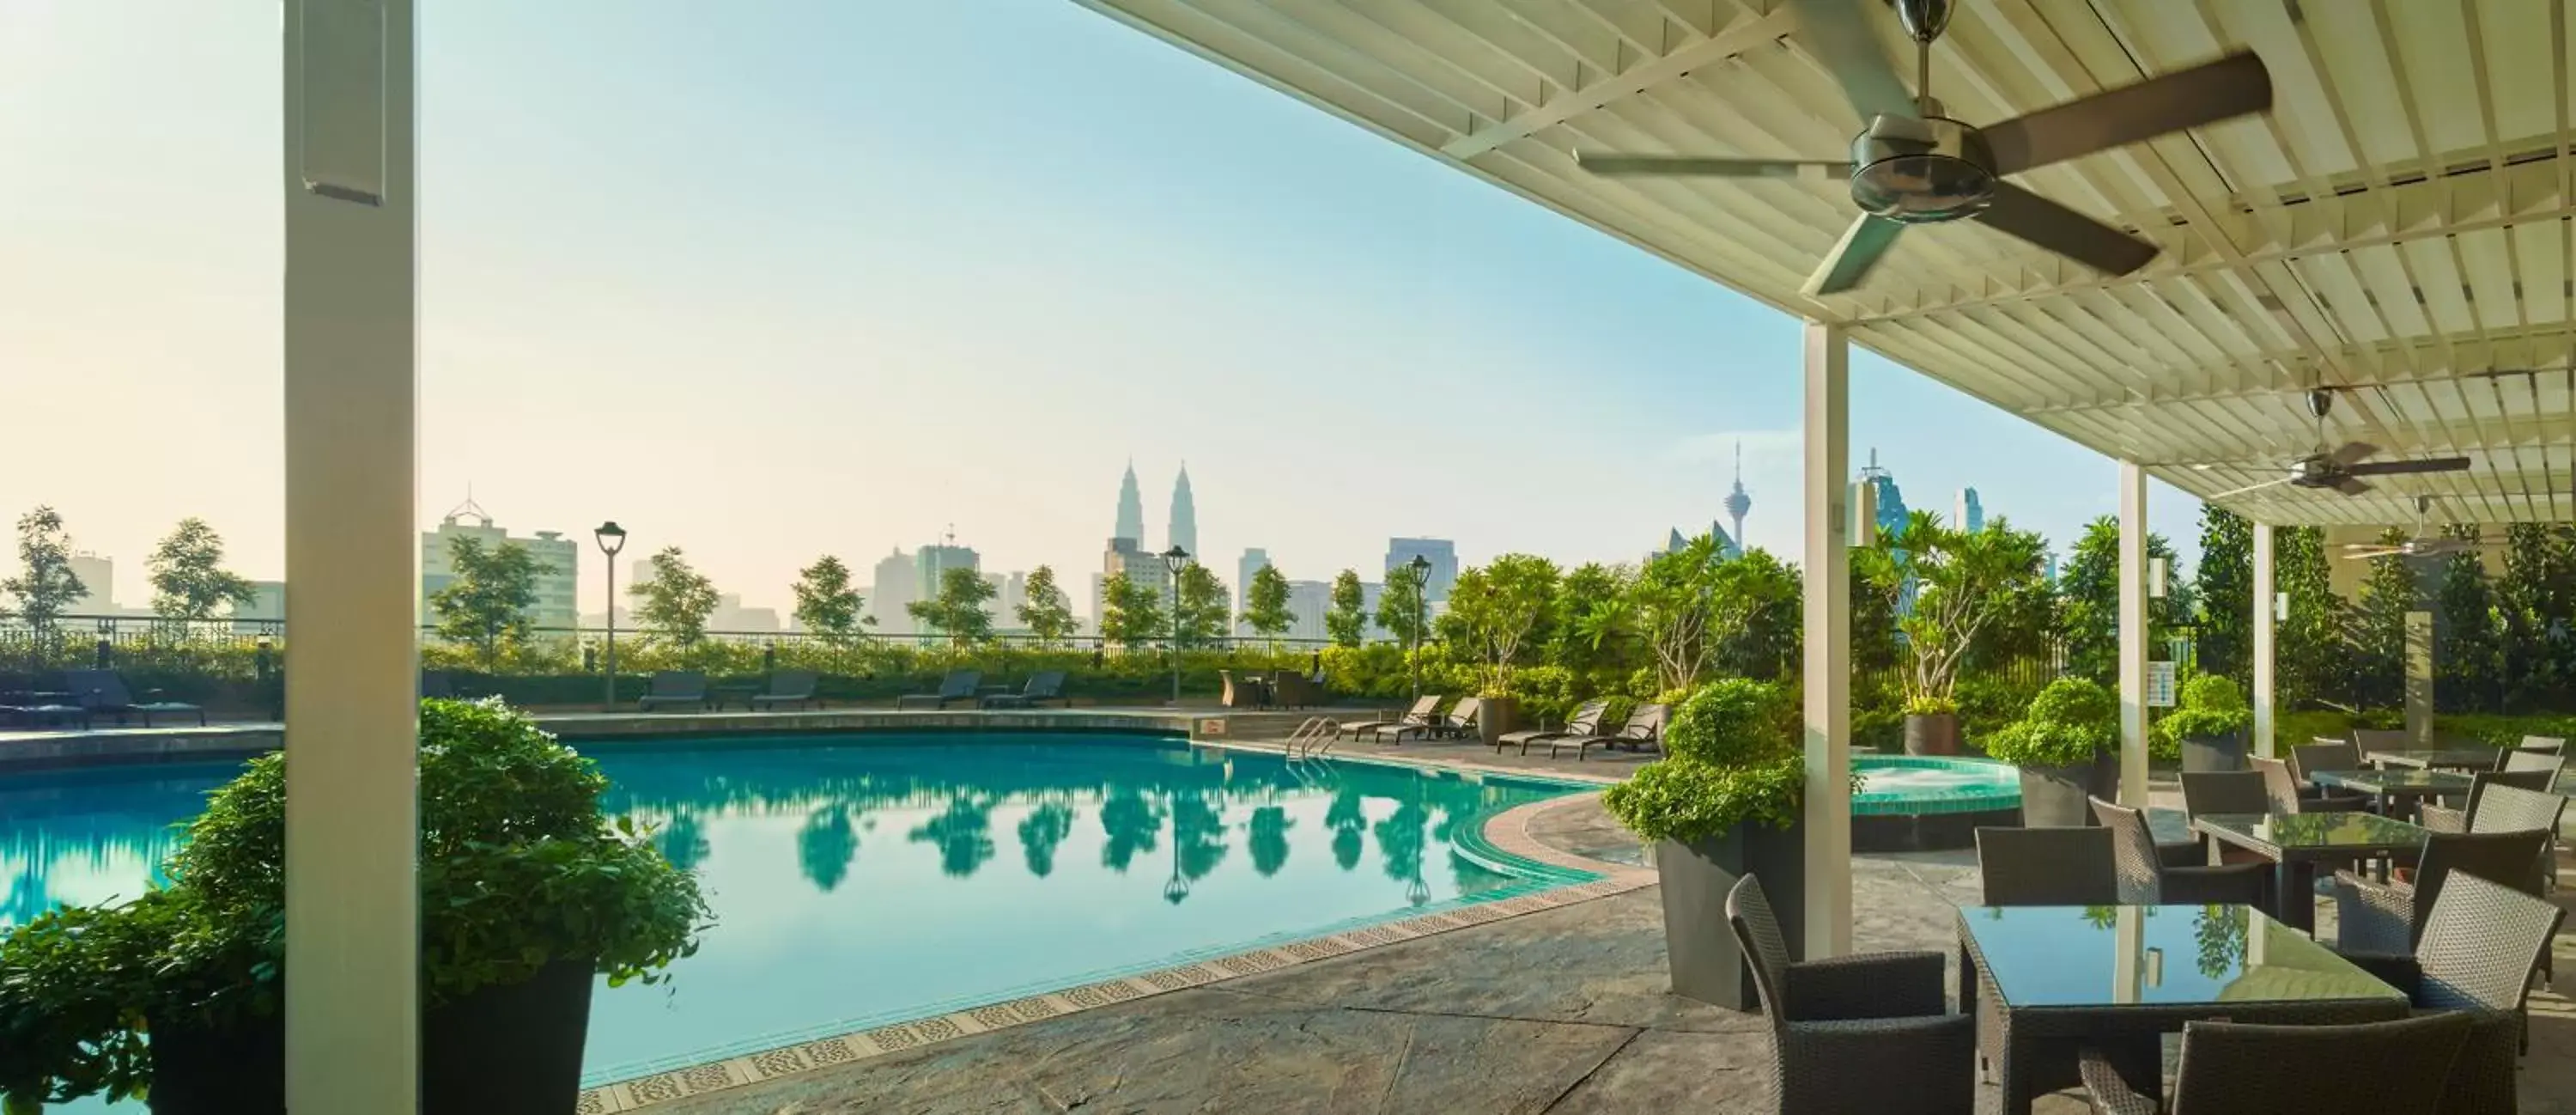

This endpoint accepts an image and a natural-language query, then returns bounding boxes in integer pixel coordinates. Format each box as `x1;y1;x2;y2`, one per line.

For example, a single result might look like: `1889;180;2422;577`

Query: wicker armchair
2290;740;2363;792
2416;771;2557;833
2337;873;2566;1112
1725;874;1975;1114
2091;797;2269;907
2332;829;2550;957
2178;772;2272;864
2077;1014;2473;1115
2252;755;2367;813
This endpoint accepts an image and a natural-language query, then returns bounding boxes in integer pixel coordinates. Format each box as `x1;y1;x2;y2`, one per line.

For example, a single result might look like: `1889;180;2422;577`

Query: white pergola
276;0;2571;1105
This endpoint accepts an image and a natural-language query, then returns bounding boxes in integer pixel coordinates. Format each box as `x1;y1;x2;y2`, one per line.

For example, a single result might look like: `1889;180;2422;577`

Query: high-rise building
1857;448;1910;540
1168;464;1198;557
1235;547;1269;634
870;548;917;634
710;594;781;632
1382;538;1459;603
67;551;117;614
1097;537;1175;633
1956;487;1984;533
1284;579;1333;642
419;497;579;631
232;579;288;633
1724;441;1753;558
915;542;979;605
1113;461;1146;546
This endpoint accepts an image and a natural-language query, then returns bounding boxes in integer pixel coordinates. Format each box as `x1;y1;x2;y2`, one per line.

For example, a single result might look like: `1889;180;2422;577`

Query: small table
2366;747;2505;771
2190;812;2429;932
1959;904;2409;1115
2309;768;2474;814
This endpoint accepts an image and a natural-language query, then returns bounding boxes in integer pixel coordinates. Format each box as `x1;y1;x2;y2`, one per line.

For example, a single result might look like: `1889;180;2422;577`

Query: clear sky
0;1;2205;616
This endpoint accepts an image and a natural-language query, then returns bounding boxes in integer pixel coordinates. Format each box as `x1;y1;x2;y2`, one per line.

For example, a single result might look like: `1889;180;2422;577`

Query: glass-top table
2310;768;2473;807
2366;747;2505;771
2190;812;2428;931
1959;904;2407;1115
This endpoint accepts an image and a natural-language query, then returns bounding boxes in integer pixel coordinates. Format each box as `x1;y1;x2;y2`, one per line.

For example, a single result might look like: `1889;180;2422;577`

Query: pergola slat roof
1081;0;2576;527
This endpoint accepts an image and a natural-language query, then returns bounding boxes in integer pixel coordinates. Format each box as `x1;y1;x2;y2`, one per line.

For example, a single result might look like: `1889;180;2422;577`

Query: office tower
1382;538;1459;603
1724;441;1753;559
1955;488;1984;533
1113;461;1145;545
418;497;579;631
1856;448;1910;540
1236;547;1270;634
66;551;116;614
871;548;917;634
1284;579;1332;642
1168;464;1198;557
710;594;781;632
232;580;288;633
1100;537;1173;598
915;541;980;603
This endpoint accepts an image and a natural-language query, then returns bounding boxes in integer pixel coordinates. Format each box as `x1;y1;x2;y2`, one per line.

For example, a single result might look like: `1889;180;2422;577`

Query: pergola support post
2251;521;2275;759
2117;461;2148;806
284;1;421;1111
1801;320;1851;959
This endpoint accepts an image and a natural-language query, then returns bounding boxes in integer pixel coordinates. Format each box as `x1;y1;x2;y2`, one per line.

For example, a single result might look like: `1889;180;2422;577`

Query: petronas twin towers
1113;461;1196;556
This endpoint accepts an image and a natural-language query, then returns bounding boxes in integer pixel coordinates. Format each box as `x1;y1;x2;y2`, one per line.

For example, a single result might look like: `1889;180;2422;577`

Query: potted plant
1856;514;2050;758
2160;675;2253;773
1901;694;1960;756
1982;678;2119;827
0;698;712;1115
1602;678;1804;1011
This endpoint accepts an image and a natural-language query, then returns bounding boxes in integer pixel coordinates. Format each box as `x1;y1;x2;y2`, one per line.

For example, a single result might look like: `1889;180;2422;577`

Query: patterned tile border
577;792;1651;1112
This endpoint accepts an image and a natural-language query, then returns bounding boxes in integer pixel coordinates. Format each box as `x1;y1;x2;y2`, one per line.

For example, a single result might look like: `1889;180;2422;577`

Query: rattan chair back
1974;826;2117;906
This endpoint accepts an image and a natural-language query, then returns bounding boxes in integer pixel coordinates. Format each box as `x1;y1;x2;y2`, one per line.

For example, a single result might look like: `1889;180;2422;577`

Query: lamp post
594;521;627;708
1160;545;1191;706
1406;553;1431;702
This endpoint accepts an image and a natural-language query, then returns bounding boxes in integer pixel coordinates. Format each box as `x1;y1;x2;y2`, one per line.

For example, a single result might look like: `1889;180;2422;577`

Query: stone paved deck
640;790;2576;1114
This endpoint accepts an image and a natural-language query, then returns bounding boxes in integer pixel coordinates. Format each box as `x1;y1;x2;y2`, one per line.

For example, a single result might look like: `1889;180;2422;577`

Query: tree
2056;515;2188;685
790;555;871;645
1241;564;1295;641
2192;505;2255;685
3;507;85;631
1016;565;1078;644
1549;561;1635;674
1324;570;1368;648
2274;526;2345;710
147;517;258;620
908;566;998;648
2433;525;2503;713
1893;512;2050;708
2351;527;2419;710
1705;548;1804;682
428;536;550;669
1172;564;1230;648
1443;554;1559;690
1097;570;1166;649
1630;533;1724;692
1375;562;1432;647
629;546;720;647
1849;527;1905;674
2497;523;2576;710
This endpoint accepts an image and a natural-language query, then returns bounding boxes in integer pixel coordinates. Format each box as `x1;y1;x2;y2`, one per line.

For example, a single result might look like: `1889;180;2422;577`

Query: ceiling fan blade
2345;456;2472;476
2330;442;2380;466
1973;183;2159;277
1802;213;1905;296
1577;155;1851;183
2341;548;2400;560
1984;52;2274;176
1785;0;1918;123
2208;476;2292;500
2333;475;2375;497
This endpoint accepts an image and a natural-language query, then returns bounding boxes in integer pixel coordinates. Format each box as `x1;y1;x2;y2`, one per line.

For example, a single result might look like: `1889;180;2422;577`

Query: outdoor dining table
2309;768;2473;814
2190;812;2429;933
1959;903;2409;1115
2366;746;2506;771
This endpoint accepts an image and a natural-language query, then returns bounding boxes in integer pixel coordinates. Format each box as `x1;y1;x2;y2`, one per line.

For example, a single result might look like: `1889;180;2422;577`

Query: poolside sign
2145;661;2176;708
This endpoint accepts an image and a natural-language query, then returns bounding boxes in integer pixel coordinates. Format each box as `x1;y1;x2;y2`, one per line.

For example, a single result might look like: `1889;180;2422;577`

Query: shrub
1601;754;1805;842
2026;677;2116;728
1661;679;1795;766
2158;674;2252;746
1983;678;2116;769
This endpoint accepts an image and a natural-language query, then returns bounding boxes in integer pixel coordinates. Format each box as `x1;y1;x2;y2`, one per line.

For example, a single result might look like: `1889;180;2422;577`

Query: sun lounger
1497;698;1608;755
63;669;204;728
1338;695;1439;740
981;670;1069;709
896;669;981;710
637;670;710;711
1376;696;1481;743
749;669;822;710
1550;703;1668;759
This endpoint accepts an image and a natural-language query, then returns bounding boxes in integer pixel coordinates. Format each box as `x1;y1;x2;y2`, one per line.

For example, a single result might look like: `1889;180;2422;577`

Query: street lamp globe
594;521;627;558
1160;545;1191;574
594;521;628;710
1407;553;1430;576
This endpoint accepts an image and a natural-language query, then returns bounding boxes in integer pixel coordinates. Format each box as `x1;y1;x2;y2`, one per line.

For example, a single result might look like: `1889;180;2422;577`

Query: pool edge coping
574;790;1653;1114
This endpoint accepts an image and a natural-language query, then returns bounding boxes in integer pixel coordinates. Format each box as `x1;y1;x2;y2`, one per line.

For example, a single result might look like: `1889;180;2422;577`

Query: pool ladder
1285;716;1340;760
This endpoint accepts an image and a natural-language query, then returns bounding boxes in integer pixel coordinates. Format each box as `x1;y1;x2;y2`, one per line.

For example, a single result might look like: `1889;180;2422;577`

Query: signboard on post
2146;661;2178;709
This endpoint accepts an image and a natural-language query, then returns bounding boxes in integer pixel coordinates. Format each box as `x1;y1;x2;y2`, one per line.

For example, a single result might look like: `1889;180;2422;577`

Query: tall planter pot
1653;819;1804;1012
2180;731;2247;773
1904;713;1960;757
1476;696;1518;750
2017;752;2118;827
147;959;596;1115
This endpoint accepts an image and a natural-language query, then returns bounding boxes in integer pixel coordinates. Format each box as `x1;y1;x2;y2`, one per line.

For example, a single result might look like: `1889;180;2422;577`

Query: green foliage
430;536;552;670
2274;526;2346;710
2055;516;2189;686
1705;549;1802;683
1601;754;1806;843
3;507;85;629
1849;537;1905;674
0;698;710;1107
1015;565;1078;644
908;566;998;648
2351;528;2419;710
1173;564;1230;648
1549;562;1636;673
630;547;720;648
2433;526;2503;713
1375;562;1431;647
1890;511;2051;704
2191;506;2255;685
2495;525;2576;711
1444;553;1559;692
1241;564;1296;640
1902;693;1958;716
1984;678;2116;768
1660;678;1796;766
146;518;258;620
1324;570;1367;648
789;555;871;645
1097;571;1165;650
1630;533;1723;692
2158;673;2251;743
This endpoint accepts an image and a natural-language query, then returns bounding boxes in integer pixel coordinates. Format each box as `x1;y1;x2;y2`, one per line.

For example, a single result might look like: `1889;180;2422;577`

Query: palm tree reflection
1248;806;1292;877
1099;787;1166;873
907;795;996;878
656;812;711;874
1017;801;1075;878
1375;800;1430;905
797;805;858;893
1327;788;1367;872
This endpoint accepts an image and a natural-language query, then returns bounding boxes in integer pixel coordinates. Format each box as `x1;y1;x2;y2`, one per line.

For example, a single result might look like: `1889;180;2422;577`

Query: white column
2251;521;2275;759
2117;462;2149;806
1801;321;1852;958
285;2;419;1112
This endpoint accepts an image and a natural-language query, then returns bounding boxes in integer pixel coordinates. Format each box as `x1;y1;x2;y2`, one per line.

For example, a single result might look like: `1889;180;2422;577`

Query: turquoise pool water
1851;754;2021;816
0;733;1588;1096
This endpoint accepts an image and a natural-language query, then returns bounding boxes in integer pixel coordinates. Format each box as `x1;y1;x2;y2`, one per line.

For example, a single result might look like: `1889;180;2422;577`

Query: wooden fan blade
2330;442;2380;466
1786;0;1917;123
1803;213;1905;296
1984;52;2274;175
2333;475;2374;497
1577;155;1850;183
1974;183;2159;277
2345;456;2472;476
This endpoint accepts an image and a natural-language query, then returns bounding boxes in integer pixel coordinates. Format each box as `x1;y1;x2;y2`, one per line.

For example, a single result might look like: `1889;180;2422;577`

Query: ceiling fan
2209;389;2472;500
2340;497;2499;560
1573;0;2275;296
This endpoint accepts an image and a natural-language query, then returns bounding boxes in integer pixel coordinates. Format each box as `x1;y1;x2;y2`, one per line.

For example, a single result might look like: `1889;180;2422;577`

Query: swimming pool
0;732;1592;1096
1849;753;2022;851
